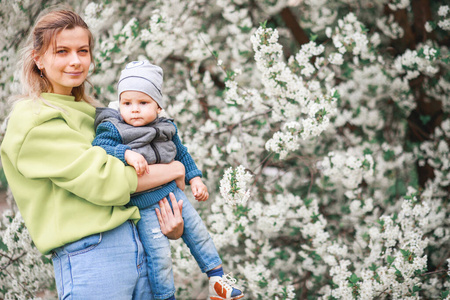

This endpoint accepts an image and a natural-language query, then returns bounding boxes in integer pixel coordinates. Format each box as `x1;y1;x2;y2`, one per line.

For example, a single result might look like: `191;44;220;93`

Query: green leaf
419;115;431;125
311;212;320;223
332;90;340;100
360;24;369;33
110;43;121;53
234;205;251;217
234;223;245;233
290;226;301;236
369;263;378;271
0;237;8;252
368;84;378;94
428;21;436;29
412;285;421;295
348;273;360;284
341;205;351;214
225;70;235;82
239;25;252;33
373;272;381;283
238;50;250;57
363;148;373;155
0;167;7;188
258;278;268;288
303;198;314;207
417;48;425;57
400;249;411;260
387;255;395;265
392;212;398;222
41;255;52;265
383;149;395;161
276;250;289;260
315;108;328;123
107;85;115;94
310;251;322;262
362;159;371;170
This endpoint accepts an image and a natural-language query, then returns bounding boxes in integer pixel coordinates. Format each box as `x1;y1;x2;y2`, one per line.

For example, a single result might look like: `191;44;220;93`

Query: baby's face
119;91;161;127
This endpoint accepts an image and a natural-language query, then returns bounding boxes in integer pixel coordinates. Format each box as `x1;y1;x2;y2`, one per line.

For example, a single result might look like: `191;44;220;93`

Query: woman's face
35;26;91;96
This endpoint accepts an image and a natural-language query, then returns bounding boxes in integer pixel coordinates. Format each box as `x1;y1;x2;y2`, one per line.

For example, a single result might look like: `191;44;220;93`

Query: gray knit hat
117;60;164;108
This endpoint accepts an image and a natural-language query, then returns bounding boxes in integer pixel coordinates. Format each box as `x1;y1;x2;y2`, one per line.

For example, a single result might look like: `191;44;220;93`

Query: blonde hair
18;8;100;106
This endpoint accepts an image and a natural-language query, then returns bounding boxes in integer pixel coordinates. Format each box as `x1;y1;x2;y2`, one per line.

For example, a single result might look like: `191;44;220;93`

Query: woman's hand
155;192;184;240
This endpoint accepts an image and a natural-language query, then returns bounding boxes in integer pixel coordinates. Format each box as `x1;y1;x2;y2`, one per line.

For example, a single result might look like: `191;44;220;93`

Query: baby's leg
171;188;244;299
171;187;222;272
137;204;176;300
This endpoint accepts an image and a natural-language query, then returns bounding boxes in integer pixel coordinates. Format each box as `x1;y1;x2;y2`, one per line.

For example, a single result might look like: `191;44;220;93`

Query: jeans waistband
52;221;137;256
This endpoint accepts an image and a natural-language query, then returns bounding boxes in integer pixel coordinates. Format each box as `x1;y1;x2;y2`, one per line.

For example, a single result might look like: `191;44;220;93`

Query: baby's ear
157;106;162;113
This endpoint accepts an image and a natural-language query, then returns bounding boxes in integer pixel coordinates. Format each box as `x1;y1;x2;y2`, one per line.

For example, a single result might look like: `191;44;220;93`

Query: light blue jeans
137;187;222;300
52;221;152;300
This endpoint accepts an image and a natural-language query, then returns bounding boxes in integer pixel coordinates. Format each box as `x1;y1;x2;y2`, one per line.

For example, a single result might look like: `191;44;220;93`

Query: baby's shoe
208;273;244;300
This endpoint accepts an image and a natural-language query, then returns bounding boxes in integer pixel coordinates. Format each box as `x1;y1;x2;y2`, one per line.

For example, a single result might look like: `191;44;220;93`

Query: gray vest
95;107;176;164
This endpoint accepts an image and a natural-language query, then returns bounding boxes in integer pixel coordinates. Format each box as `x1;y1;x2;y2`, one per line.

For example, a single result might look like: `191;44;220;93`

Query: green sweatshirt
1;93;140;254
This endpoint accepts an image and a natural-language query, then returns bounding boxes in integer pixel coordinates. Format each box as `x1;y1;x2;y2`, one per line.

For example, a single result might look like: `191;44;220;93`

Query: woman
0;9;185;299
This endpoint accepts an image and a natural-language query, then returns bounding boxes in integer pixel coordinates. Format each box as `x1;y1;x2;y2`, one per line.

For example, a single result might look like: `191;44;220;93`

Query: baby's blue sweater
93;116;202;209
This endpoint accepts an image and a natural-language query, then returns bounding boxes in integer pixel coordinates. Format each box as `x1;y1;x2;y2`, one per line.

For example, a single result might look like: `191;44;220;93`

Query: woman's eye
56;50;66;54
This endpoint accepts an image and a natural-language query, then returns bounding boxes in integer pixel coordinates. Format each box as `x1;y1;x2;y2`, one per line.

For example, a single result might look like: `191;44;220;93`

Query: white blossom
0;1;448;299
438;5;449;17
219;165;253;206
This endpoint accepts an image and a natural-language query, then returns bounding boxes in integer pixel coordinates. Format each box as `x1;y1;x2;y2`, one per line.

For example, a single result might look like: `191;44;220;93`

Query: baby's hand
125;150;148;176
190;177;209;201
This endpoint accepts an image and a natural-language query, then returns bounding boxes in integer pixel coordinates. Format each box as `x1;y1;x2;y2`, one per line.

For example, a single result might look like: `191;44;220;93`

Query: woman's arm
135;160;185;193
14;119;137;206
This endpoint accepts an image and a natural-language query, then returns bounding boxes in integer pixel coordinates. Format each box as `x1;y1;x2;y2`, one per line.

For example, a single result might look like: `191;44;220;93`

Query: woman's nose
69;52;81;66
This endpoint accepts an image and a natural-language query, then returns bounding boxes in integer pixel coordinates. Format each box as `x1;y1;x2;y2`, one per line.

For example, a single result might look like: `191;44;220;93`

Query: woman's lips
65;71;83;76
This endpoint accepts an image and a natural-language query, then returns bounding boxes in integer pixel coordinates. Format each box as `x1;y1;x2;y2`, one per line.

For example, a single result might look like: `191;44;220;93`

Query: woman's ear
32;50;43;70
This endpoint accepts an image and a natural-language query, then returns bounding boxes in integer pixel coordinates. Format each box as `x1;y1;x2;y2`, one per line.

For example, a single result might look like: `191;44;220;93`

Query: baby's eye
140;102;148;105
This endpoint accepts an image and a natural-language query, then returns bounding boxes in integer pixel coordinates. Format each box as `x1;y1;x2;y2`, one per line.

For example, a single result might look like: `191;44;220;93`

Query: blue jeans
137;187;222;300
51;221;152;300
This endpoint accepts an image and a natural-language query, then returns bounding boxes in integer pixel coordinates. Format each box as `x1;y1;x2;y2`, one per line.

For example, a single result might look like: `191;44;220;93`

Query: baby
93;60;244;300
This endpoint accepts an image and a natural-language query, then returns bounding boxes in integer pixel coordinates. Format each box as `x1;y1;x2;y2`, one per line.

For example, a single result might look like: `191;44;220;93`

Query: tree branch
280;7;309;46
385;5;415;53
0;252;27;271
411;0;432;44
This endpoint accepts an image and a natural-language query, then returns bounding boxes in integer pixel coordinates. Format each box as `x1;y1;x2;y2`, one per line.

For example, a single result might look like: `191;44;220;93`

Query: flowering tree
0;0;449;299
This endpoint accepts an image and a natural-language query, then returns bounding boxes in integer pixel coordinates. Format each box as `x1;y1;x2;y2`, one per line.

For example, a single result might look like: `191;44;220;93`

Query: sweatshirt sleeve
16;118;138;206
92;121;130;164
172;123;202;184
